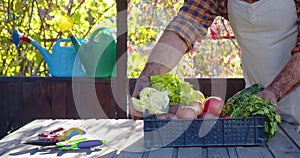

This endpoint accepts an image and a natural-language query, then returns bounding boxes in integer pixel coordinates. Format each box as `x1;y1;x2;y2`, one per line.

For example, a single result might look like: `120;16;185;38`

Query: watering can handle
90;27;114;42
54;38;72;48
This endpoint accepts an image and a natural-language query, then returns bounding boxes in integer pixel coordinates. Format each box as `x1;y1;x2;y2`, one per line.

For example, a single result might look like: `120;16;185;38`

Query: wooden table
0;119;300;158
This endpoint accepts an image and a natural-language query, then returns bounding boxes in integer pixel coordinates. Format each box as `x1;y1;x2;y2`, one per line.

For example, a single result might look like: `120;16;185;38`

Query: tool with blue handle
57;140;107;150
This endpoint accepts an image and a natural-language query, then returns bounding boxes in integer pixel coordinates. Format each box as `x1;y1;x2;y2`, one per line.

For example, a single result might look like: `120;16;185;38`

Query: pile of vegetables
132;74;281;140
222;84;281;140
132;73;224;119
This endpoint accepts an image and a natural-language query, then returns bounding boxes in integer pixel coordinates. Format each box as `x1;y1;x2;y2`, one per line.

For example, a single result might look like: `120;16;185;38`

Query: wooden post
115;0;128;118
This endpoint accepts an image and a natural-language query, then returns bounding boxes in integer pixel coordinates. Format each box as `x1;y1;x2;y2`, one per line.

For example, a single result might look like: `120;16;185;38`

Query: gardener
130;0;300;123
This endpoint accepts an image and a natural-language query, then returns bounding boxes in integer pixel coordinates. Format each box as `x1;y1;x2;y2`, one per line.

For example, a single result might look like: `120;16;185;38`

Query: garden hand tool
57;140;107;150
23;127;86;146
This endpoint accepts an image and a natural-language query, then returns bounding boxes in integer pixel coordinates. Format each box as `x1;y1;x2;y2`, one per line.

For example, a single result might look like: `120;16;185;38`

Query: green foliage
1;0;243;78
0;0;116;76
128;1;243;78
127;0;181;78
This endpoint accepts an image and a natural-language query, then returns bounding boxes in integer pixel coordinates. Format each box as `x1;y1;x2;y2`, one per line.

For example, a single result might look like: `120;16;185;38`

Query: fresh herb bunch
223;84;281;141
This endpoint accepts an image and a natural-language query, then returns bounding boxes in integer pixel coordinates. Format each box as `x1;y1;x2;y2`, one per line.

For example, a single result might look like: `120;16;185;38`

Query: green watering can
78;27;116;78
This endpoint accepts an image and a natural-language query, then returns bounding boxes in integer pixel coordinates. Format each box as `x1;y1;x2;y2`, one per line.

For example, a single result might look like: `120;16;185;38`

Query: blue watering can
12;29;86;77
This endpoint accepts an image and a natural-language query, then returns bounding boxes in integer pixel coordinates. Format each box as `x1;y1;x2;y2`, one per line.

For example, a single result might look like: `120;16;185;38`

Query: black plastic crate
144;114;265;147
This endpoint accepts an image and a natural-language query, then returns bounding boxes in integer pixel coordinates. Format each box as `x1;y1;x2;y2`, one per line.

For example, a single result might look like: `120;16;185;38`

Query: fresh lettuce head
132;87;169;114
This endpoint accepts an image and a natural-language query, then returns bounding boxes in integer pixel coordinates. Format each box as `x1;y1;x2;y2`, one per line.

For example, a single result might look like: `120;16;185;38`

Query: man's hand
129;30;187;120
129;75;151;120
257;88;279;113
256;53;300;114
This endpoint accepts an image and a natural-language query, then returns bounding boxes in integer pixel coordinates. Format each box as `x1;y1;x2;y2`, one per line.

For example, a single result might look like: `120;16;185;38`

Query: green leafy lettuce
150;73;205;106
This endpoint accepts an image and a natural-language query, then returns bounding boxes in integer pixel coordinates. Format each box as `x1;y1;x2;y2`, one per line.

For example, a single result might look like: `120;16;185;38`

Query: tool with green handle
57;139;107;150
56;137;87;147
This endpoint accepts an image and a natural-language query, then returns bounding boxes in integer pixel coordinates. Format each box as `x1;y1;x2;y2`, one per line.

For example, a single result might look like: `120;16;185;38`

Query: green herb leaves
223;84;281;141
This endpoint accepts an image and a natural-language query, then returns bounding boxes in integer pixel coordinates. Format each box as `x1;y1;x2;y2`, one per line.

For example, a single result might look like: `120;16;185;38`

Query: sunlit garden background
0;0;243;78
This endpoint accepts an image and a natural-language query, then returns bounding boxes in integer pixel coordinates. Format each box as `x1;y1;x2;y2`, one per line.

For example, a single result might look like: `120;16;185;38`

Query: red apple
197;112;218;119
190;100;204;115
204;96;225;116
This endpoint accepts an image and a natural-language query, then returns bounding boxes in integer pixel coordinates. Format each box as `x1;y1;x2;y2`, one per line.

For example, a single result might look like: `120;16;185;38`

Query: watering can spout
12;29;53;65
30;40;52;64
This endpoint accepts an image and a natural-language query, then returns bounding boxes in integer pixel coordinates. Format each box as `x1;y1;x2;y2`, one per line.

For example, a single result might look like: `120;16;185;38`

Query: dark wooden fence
0;77;245;139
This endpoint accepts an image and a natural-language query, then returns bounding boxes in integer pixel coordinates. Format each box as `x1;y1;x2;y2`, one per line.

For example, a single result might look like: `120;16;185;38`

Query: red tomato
204;96;225;116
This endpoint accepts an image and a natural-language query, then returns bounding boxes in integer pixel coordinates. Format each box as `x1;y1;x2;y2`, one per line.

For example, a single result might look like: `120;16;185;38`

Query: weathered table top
0;119;300;158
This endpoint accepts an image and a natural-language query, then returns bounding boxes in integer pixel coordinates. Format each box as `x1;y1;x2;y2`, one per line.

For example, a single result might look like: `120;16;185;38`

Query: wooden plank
235;146;274;158
51;82;67;118
84;119;135;158
202;81;211;98
210;79;227;101
147;148;174;158
76;81;108;119
96;83;115;119
116;120;145;158
227;147;238;158
0;119;56;156
267;126;300;158
36;119;89;158
207;147;229;158
7;82;23;136
279;121;300;148
37;82;52;119
0;119;120;158
55;119;116;158
66;82;80;119
115;151;144;158
22;82;38;125
177;147;203;158
0;82;8;139
226;79;245;101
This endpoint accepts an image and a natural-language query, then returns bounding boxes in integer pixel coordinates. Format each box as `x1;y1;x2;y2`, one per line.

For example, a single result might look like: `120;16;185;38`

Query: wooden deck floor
0;119;300;158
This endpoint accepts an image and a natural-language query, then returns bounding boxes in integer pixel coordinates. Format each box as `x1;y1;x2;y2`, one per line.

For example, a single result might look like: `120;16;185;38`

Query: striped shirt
166;0;300;55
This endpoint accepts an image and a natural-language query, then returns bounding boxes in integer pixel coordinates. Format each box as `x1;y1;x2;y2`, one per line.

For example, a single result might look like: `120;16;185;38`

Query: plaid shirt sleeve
166;0;227;52
291;0;300;55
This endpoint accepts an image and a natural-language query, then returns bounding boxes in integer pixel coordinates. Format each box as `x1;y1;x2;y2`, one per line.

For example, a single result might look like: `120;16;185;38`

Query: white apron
228;0;300;123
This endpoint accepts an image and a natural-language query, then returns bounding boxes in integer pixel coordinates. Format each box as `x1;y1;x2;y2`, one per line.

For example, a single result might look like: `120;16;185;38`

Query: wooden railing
0;77;245;138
